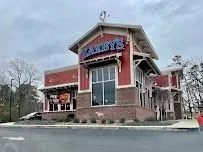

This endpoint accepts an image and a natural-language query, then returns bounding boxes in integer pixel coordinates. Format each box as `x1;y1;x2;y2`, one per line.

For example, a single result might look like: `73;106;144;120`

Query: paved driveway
0;128;202;152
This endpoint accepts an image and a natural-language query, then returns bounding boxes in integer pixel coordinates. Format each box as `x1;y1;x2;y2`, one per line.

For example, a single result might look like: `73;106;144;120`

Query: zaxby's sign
81;37;125;59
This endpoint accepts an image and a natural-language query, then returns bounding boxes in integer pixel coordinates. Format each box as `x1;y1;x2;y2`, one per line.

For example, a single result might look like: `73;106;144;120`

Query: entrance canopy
134;52;161;75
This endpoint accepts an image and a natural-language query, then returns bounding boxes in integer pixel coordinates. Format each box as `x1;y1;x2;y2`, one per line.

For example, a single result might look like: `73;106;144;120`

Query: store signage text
81;37;125;59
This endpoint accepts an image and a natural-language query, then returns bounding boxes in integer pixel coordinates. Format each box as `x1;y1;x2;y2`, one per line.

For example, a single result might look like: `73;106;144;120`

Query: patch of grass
73;118;80;123
81;119;87;123
101;119;106;124
124;121;172;126
15;120;56;125
90;118;97;123
119;118;125;123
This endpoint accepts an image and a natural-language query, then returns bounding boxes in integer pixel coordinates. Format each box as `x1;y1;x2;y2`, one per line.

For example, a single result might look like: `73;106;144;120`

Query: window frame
48;91;77;112
90;65;117;107
135;66;153;109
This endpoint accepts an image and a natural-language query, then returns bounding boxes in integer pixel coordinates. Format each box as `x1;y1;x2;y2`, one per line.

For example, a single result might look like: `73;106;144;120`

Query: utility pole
10;78;14;122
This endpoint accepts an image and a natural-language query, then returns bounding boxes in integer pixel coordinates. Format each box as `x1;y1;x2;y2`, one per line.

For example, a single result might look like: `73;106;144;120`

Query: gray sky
0;0;202;72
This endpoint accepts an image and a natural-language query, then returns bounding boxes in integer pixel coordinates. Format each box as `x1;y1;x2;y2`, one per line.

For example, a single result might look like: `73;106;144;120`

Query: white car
20;112;42;120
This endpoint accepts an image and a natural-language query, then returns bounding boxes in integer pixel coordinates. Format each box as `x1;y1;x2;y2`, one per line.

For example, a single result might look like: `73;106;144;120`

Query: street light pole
10;78;14;122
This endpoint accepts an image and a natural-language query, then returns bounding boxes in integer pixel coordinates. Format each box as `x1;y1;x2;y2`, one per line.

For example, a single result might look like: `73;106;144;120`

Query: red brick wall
116;87;137;105
135;106;156;120
153;75;169;87
45;68;78;86
42;111;76;120
79;66;89;90
79;33;131;90
76;87;155;120
76;105;155;120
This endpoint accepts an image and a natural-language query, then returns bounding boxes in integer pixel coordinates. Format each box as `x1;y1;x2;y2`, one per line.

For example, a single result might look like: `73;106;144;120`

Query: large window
47;91;77;111
145;76;151;108
135;67;152;109
136;67;143;106
92;67;116;106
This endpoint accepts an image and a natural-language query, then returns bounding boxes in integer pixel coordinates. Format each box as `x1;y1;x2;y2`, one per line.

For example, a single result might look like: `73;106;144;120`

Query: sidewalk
0;120;200;131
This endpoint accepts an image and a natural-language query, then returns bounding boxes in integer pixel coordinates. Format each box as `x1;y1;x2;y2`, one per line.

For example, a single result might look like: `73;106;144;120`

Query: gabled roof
68;22;159;59
161;65;183;74
44;64;78;75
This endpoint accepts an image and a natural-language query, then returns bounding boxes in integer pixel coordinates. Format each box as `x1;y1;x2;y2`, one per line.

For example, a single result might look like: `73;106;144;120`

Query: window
49;103;58;111
144;76;151;108
135;67;152;108
47;91;77;111
92;67;116;106
136;67;143;106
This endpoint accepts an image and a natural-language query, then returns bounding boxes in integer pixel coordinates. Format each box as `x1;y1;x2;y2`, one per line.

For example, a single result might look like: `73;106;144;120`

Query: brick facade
42;111;76;120
76;87;155;120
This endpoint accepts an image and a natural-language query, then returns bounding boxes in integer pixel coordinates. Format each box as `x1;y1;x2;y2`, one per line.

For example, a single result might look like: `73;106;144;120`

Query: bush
56;118;65;122
52;118;57;121
0;114;10;123
81;119;87;123
90;118;97;123
107;119;114;124
73;118;80;123
145;116;156;122
65;117;72;122
133;118;140;122
101;119;106;124
119;118;125;123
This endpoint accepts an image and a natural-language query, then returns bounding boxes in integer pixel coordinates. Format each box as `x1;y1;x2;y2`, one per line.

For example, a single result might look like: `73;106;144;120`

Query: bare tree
3;58;41;117
172;55;203;117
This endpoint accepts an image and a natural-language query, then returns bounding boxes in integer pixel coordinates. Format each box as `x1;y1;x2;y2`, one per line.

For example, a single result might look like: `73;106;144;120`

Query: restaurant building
40;22;183;120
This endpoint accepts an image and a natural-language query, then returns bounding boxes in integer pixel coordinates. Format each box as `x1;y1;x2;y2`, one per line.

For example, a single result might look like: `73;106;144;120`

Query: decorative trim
116;84;136;89
129;30;134;85
39;82;78;91
78;90;92;93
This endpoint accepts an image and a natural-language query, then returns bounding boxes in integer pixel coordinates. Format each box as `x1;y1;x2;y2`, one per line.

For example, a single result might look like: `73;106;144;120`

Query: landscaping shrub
90;118;97;123
81;119;87;123
56;118;65;122
133;118;140;122
107;119;114;124
73;118;80;123
65;117;72;122
101;119;106;124
0;114;10;123
52;118;57;121
119;118;125;123
145;116;156;122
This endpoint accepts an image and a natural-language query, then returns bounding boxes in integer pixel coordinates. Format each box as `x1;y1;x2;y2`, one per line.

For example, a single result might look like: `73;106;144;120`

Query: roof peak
68;22;159;60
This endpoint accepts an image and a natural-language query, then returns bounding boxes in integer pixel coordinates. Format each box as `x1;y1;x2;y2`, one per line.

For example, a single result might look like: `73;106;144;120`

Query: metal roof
44;64;78;75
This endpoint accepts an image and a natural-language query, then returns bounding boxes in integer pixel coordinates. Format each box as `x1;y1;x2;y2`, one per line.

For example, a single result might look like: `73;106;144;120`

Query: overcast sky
0;0;202;72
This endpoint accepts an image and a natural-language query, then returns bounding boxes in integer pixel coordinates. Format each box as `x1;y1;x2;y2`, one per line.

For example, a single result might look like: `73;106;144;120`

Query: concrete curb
0;124;200;131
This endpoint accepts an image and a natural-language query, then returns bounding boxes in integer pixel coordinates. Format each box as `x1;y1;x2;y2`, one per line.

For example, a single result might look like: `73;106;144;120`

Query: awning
39;82;78;92
134;52;161;75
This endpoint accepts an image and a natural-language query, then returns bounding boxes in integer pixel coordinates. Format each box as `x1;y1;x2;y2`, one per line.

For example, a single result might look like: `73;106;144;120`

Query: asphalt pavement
0;128;203;152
